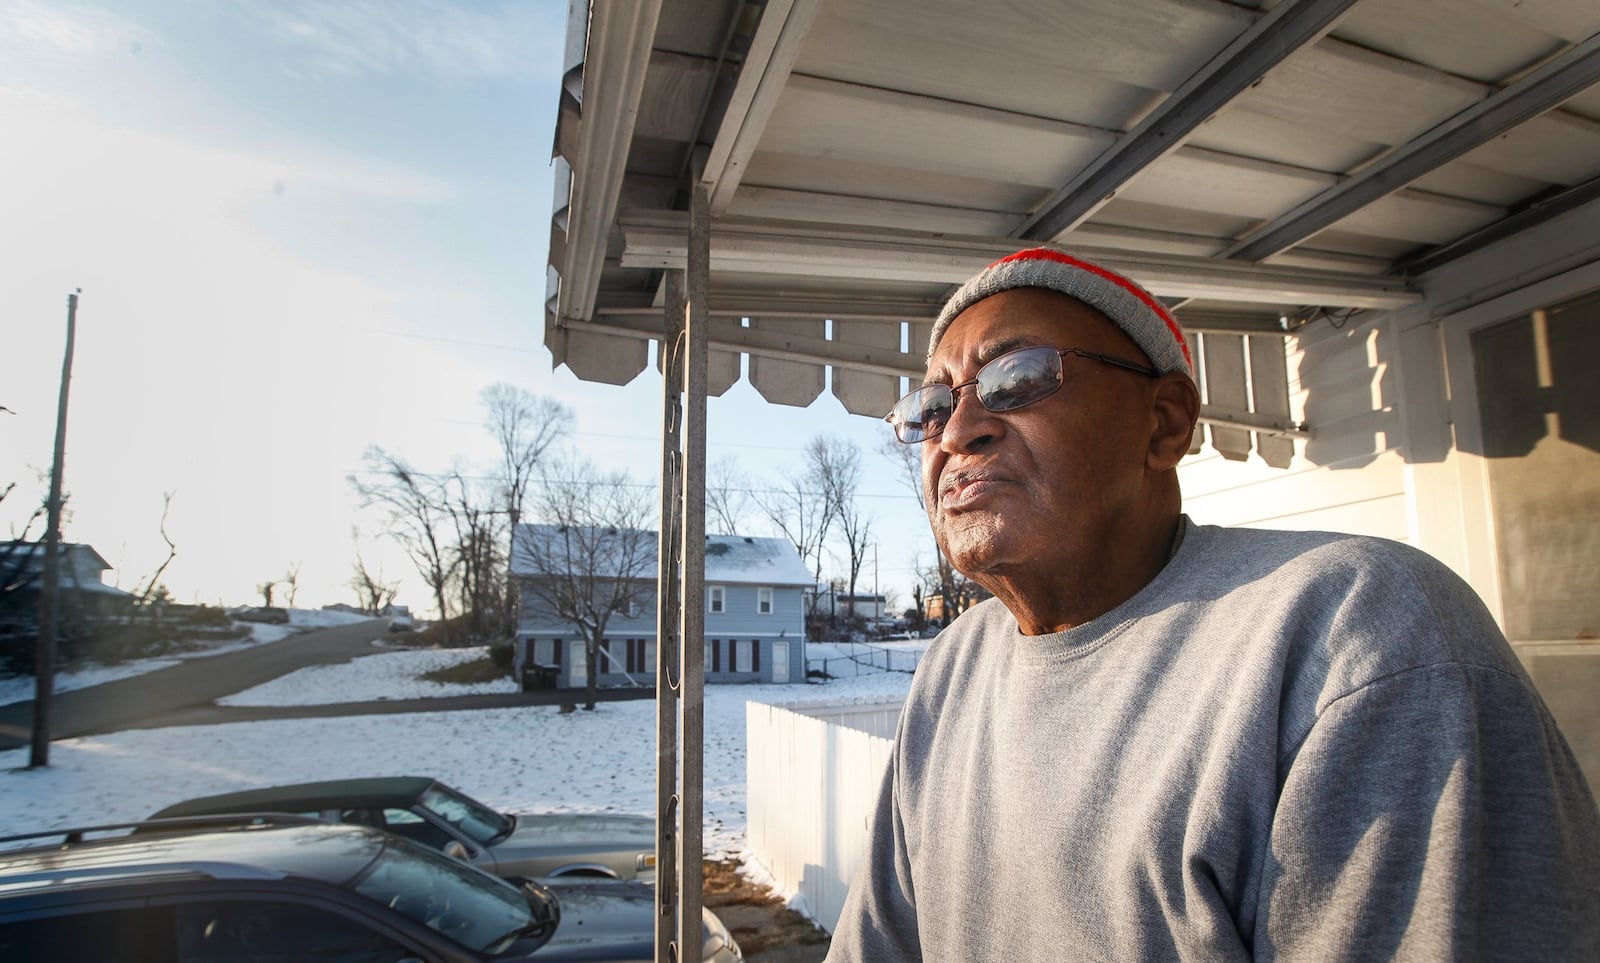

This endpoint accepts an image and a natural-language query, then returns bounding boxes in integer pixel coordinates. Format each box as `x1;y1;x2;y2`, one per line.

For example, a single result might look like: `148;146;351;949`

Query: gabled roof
702;534;813;586
2;541;113;572
510;524;812;586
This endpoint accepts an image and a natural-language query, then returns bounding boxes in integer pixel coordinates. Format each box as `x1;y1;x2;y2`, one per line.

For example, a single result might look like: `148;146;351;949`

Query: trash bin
522;663;560;691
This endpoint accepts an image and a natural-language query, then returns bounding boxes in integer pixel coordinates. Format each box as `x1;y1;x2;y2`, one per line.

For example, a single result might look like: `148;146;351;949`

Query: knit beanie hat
929;248;1193;377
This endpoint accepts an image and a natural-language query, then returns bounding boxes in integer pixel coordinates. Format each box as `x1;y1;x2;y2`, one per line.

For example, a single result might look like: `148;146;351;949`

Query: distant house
510;524;811;689
829;592;887;621
0;541;134;621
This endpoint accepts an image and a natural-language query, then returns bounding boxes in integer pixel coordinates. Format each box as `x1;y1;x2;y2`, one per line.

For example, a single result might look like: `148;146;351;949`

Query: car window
351;844;533;953
174;899;414;963
414;785;510;845
354;807;456;851
0;906;155;963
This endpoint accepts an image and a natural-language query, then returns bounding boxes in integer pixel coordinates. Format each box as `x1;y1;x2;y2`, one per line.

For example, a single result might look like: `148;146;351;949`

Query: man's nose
938;384;1005;452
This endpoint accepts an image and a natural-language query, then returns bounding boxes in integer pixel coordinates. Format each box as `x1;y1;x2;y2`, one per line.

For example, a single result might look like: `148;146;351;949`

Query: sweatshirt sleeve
1255;660;1600;961
824;745;923;962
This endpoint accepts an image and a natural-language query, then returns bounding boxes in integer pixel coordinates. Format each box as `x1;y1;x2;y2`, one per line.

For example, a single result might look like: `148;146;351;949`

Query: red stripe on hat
995;248;1192;370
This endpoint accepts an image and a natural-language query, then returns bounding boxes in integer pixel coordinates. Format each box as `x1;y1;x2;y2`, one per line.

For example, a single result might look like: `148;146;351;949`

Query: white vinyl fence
746;697;904;933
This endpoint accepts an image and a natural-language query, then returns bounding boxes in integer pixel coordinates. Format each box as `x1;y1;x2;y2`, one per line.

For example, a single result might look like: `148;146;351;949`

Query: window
175;900;412;962
757;586;773;615
1;906;151;961
709;585;725;613
626;638;648;674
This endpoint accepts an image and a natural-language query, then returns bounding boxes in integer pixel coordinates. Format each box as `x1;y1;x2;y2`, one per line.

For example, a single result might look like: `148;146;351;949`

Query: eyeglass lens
889;346;1063;443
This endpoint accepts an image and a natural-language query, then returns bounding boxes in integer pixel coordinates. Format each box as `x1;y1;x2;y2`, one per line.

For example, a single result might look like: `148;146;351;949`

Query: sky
0;0;932;616
0;616;924;893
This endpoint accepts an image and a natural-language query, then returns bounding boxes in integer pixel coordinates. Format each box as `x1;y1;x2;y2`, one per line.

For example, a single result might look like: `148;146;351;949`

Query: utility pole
32;290;80;768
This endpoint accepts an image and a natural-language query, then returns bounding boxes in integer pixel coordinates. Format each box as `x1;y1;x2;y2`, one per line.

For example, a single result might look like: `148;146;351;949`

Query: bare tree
133;493;178;609
441;469;507;644
515;457;654;710
282;561;301;608
752;441;841;613
351;446;456;622
257;579;277;607
482;385;571;634
349;551;399;615
483;384;571;531
808;437;875;621
706;457;752;536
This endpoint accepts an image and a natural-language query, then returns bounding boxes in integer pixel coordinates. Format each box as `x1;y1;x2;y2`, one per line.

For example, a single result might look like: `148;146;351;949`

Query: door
771;641;790;683
569;640;586;685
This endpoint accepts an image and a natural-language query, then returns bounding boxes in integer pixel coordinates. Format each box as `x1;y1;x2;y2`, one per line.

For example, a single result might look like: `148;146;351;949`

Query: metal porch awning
542;1;1600;957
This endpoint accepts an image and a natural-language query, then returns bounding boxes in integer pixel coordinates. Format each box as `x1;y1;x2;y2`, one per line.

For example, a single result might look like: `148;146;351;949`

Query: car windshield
351;839;539;953
417;783;513;845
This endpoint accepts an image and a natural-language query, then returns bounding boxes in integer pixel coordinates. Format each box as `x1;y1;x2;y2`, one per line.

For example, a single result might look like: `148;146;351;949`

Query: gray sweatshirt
826;520;1600;961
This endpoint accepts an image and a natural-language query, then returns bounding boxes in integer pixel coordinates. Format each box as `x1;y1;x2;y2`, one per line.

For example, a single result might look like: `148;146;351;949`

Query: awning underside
546;0;1600;463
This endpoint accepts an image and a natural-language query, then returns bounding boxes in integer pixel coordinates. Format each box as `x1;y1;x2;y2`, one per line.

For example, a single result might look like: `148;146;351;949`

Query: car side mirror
442;841;471;862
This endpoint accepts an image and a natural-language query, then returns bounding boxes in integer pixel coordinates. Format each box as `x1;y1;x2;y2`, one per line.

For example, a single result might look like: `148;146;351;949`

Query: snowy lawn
220;645;518;706
0;641;922;860
0;609;375;707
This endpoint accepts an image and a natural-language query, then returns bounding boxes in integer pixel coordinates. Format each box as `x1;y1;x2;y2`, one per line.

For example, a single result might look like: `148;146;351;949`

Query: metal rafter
618;212;1421;309
702;0;825;215
1020;0;1361;242
1224;30;1600;262
1397;172;1600;276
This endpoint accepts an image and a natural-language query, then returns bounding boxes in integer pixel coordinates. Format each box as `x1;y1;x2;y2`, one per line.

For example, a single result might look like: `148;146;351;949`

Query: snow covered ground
0;625;923;863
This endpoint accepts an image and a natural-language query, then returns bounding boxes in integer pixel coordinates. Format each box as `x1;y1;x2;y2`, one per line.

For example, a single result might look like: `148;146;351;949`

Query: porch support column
674;176;710;963
654;269;685;959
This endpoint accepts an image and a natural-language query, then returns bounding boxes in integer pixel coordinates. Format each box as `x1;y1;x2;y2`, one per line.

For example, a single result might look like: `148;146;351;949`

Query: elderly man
825;249;1600;961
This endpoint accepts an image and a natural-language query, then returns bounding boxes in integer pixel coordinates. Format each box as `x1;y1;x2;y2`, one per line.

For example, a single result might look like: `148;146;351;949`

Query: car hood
537;879;657;956
505;813;655;848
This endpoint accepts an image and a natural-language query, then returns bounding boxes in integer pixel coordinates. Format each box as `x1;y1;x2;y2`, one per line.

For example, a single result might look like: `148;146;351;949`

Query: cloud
0;0;147;57
247;0;549;82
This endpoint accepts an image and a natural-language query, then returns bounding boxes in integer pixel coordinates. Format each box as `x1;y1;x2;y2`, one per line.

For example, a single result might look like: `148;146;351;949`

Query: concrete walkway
0;622;650;750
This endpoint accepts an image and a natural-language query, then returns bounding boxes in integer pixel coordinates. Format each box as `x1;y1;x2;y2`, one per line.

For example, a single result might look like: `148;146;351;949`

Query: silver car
151;776;657;881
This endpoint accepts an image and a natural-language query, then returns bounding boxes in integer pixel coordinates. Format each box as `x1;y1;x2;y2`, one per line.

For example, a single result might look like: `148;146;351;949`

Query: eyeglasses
884;345;1158;443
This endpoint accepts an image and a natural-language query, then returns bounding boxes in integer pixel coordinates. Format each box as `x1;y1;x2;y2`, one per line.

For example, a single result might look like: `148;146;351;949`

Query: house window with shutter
757;587;773;614
709;585;725;613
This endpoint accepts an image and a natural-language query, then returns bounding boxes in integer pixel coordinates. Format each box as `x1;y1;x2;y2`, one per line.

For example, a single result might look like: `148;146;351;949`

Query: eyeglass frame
884;345;1160;444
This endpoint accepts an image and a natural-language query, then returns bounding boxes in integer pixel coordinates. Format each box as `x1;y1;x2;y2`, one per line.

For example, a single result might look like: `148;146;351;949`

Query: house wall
1177;196;1600;796
514;579;809;688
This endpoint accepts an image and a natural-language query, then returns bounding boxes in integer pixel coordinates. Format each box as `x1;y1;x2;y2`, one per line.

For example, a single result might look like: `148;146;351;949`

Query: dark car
0;819;741;963
151;776;657;881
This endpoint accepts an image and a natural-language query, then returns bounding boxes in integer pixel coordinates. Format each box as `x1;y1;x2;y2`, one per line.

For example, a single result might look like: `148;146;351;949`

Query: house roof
511;524;813;586
2;541;113;572
544;0;1600;454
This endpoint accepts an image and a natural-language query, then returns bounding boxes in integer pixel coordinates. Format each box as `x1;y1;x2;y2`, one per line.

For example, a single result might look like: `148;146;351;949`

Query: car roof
0;823;388;896
150;776;438;818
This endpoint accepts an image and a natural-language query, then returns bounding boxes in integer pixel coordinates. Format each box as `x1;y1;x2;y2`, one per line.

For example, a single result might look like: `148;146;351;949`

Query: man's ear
1148;374;1200;470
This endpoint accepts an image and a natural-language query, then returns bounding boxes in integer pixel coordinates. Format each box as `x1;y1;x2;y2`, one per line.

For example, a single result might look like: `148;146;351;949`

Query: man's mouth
939;468;1004;510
